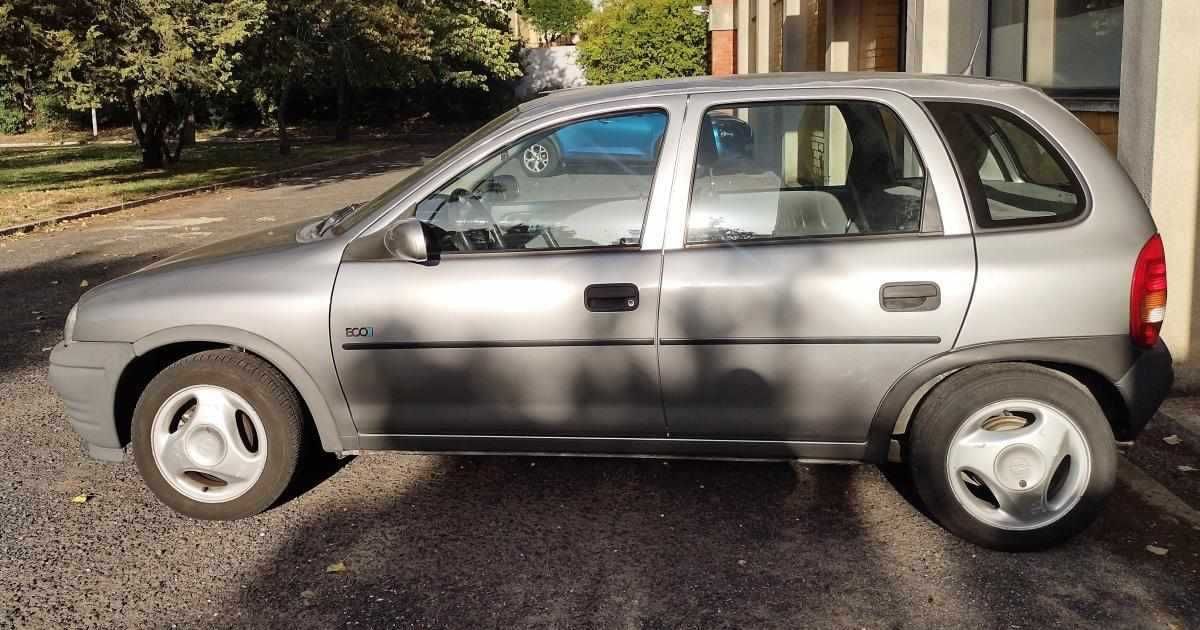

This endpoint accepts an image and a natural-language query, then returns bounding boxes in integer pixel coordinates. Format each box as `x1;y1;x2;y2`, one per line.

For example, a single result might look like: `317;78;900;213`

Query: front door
331;106;681;439
657;91;977;447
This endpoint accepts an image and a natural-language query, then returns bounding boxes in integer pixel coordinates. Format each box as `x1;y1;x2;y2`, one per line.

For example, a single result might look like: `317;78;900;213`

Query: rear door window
686;101;927;244
925;102;1085;228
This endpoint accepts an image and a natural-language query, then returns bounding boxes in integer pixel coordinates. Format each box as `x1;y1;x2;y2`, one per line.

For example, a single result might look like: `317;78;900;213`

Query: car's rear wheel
132;349;305;520
520;139;560;177
908;363;1116;550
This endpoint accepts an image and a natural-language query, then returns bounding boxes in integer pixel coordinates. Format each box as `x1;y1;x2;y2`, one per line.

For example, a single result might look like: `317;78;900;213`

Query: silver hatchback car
50;74;1173;550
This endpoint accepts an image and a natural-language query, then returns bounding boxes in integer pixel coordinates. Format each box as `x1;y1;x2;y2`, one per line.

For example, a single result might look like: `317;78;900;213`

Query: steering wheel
448;188;505;251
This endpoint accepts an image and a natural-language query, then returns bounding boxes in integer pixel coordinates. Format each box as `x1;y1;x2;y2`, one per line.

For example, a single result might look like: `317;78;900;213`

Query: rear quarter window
925;101;1085;228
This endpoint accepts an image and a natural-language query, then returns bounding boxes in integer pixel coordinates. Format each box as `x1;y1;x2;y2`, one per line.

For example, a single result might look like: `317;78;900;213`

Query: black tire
132;349;305;520
520;139;561;177
907;363;1116;551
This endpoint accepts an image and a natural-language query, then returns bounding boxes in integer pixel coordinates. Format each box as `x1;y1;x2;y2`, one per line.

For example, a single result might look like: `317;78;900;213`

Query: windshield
330;107;520;236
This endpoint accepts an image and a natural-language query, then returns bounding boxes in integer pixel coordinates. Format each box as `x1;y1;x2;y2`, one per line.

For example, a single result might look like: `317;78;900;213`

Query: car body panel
48;73;1172;465
658;234;975;442
71;222;359;452
929;96;1158;346
330;249;666;437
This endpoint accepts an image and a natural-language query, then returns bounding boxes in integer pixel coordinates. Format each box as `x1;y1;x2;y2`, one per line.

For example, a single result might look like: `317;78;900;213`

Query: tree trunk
334;56;351;143
127;88;167;170
141;133;166;169
181;110;196;147
277;82;292;156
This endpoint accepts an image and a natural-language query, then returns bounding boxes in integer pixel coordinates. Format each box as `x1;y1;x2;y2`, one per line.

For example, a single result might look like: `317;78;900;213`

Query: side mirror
383;218;430;263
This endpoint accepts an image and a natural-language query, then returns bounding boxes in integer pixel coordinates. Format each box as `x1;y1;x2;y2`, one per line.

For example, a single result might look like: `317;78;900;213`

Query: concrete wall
904;0;987;75
516;46;587;101
1119;0;1200;362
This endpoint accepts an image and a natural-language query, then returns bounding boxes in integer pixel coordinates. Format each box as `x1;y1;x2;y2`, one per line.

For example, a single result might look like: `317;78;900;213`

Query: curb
0;143;416;238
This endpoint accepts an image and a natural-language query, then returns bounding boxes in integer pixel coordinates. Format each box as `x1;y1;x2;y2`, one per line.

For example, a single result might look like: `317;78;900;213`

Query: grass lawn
0;140;394;229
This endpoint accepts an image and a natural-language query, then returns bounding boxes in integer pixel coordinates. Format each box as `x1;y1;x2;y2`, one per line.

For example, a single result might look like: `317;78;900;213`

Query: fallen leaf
325;561;347;574
70;494;91;504
1178;465;1197;473
1146;545;1169;556
1163;435;1183;445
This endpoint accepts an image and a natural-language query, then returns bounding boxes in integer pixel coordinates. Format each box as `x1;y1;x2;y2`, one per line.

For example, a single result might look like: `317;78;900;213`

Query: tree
577;0;707;85
43;0;265;168
0;1;58;118
239;0;321;154
521;0;593;47
241;0;519;149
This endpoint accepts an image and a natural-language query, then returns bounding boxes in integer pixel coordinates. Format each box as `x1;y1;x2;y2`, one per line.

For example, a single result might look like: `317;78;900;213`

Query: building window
988;0;1124;94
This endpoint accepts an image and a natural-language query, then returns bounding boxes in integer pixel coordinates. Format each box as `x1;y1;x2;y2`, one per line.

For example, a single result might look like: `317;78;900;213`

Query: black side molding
343;338;654;350
660;336;941;346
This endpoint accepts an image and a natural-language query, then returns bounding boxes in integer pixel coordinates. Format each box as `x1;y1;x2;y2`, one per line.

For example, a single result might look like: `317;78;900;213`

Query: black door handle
585;283;639;312
880;282;940;312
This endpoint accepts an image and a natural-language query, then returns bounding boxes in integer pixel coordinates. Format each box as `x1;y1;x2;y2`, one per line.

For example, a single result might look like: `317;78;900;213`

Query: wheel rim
150;385;268;504
522;143;550;173
945;398;1091;531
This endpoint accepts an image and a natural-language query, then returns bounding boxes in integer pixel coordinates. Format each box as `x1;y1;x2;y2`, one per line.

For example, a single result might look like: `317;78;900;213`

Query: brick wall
805;0;825;71
857;0;901;71
709;0;737;76
711;29;737;76
1074;111;1119;154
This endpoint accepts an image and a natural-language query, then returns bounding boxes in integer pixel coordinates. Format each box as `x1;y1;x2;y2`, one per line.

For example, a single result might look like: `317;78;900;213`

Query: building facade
708;0;1200;365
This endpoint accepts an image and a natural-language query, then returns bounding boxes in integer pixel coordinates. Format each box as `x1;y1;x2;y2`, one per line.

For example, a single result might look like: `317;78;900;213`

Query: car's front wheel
132;349;305;520
908;363;1117;550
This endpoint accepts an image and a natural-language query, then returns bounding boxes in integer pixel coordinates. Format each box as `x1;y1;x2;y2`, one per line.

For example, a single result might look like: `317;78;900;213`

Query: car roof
518;72;1041;115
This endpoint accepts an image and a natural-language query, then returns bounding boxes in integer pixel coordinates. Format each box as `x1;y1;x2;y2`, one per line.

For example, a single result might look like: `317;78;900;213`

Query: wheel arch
119;326;353;455
869;336;1138;463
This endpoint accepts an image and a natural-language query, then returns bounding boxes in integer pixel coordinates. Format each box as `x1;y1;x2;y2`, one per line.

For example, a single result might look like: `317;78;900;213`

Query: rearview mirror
383;218;430;263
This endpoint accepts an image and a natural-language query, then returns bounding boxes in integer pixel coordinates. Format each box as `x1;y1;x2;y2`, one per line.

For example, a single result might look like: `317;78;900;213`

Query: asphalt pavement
1;149;1198;630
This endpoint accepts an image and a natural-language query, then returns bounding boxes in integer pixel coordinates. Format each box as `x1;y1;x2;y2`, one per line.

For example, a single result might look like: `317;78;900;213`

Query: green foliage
0;0;520;150
521;0;593;46
0;102;25;134
31;93;76;130
240;0;520;145
0;1;61;115
577;0;707;85
40;0;266;166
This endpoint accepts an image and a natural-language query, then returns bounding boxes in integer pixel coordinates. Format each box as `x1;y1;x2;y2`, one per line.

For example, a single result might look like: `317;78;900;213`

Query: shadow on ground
207;453;1199;629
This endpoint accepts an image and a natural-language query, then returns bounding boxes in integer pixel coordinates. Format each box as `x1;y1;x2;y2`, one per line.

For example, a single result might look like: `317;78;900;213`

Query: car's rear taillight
1130;234;1167;347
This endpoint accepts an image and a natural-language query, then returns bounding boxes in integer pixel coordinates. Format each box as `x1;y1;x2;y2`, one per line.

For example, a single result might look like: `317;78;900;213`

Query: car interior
687;102;926;244
412;112;667;253
923;102;1083;226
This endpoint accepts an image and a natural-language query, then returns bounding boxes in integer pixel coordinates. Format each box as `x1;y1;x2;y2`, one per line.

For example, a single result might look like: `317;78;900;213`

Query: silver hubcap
522;143;550;173
945;399;1091;530
150;385;268;503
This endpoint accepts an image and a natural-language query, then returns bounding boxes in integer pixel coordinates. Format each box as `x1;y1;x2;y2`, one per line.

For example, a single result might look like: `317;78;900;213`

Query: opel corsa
50;74;1174;550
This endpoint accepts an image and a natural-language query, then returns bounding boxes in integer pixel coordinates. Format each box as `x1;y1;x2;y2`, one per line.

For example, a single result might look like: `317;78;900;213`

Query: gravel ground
1;149;1199;630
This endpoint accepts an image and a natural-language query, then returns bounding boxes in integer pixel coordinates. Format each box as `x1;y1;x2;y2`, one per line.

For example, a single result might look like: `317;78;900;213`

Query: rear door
656;89;977;450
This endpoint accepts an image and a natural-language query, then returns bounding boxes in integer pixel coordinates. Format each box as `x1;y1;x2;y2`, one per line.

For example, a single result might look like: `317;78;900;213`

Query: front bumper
1114;339;1174;440
48;340;136;462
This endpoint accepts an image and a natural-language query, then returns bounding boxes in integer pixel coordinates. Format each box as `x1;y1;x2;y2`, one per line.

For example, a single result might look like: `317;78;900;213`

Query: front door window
410;110;669;253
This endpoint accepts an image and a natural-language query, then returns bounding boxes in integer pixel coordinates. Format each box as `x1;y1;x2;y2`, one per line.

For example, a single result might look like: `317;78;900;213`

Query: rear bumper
48;340;135;462
1114;339;1173;440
